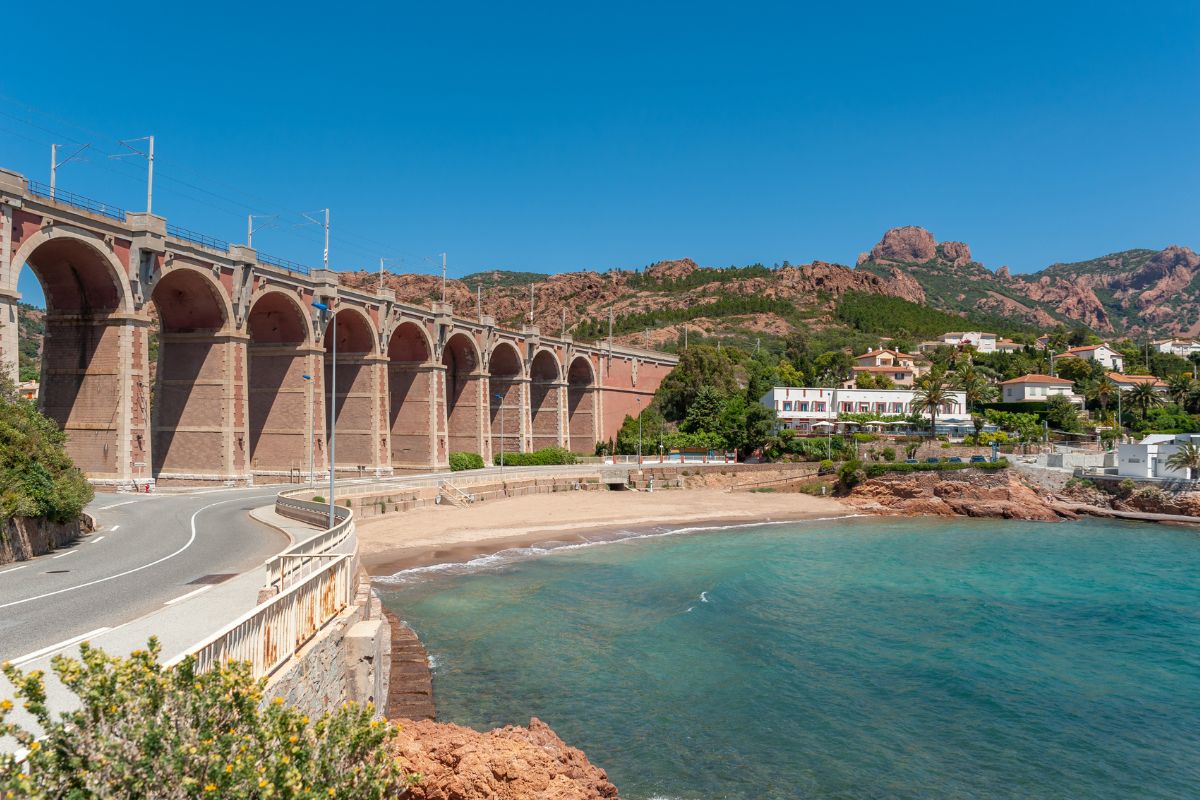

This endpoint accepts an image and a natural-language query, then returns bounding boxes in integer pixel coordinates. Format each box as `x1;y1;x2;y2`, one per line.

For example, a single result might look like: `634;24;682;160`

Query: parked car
948;456;963;463
905;459;918;464
925;457;940;464
969;455;987;463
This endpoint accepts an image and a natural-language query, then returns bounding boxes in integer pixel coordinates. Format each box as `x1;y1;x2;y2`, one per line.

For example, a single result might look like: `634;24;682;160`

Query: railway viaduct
0;167;677;489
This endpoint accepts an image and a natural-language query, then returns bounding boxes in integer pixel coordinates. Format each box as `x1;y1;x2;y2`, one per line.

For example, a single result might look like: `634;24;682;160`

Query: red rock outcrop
867;226;938;264
391;717;620;800
938;241;972;267
844;468;1069;522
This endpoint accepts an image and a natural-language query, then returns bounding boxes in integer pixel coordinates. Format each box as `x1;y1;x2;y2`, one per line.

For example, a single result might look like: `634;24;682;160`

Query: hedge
493;446;578;467
449;452;485;471
864;459;1010;478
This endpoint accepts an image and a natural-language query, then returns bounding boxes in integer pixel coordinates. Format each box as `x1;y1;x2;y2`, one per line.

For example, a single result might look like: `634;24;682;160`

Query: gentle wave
372;514;869;584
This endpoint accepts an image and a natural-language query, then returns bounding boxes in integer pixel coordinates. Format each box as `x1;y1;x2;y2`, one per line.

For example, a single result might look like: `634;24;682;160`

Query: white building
1118;434;1200;480
999;374;1084;407
1153;338;1200;358
1061;343;1124;372
995;338;1022;353
845;348;921;388
760;386;970;434
929;331;999;353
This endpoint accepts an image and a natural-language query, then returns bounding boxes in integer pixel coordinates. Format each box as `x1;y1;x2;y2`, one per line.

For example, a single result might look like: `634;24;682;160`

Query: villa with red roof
999;374;1084;407
1105;372;1169;393
1061;343;1124;372
844;348;922;388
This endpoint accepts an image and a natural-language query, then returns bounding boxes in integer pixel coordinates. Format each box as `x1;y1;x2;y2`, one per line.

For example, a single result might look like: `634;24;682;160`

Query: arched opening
323;307;377;474
15;236;129;479
247;291;315;479
489;342;523;458
441;332;482;456
149;267;231;481
387;321;434;469
567;356;597;453
529;349;562;450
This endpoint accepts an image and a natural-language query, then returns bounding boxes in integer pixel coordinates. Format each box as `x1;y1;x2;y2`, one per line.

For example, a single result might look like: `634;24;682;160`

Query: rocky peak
643;258;699;281
937;241;972;267
868;226;938;264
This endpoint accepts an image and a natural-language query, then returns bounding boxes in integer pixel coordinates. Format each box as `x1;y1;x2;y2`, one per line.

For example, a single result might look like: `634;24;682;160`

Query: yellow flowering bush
0;638;418;799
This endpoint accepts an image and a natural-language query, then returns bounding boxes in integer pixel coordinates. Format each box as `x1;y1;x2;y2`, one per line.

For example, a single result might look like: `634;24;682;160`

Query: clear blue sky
5;1;1198;308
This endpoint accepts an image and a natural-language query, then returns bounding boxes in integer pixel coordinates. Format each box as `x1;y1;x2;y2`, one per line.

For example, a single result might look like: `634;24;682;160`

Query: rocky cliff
843;468;1071;521
391;717;620;800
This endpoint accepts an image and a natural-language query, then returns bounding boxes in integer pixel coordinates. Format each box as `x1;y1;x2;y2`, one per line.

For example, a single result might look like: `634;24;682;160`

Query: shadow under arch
529;348;563;450
441;332;483;457
246;290;316;478
489;341;524;457
566;355;598;453
387;320;436;469
323;306;378;473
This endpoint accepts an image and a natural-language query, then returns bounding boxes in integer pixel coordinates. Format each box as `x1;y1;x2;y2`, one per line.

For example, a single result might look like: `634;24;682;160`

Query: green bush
0;638;419;799
880;447;896;462
492;446;579;467
837;460;863;491
817;459;835;474
863;459;1010;478
311;495;325;503
449;452;485;471
0;386;93;523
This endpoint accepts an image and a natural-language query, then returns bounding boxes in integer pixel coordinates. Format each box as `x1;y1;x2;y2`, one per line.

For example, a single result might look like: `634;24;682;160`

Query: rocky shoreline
843;467;1073;521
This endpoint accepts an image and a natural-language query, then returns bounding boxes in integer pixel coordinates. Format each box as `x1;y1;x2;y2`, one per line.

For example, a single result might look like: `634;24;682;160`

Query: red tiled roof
1000;374;1074;385
1106;372;1167;387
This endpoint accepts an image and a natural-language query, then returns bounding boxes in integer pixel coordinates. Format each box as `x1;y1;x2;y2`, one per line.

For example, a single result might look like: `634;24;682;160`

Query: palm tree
1126;382;1163;420
912;368;953;439
1087;377;1117;415
1165;441;1200;483
1167;374;1195;407
953;364;996;413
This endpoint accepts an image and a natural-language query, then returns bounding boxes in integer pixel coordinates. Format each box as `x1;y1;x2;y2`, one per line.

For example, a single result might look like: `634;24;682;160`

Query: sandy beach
359;488;851;577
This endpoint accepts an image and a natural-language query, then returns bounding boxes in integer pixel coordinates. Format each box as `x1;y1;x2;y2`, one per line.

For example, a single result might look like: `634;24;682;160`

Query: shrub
449;452;485;471
0;386;93;523
492;446;578;467
311;495;325;503
817;459;834;474
0;639;419;799
880;447;897;462
851;432;878;443
837;460;863;491
863;459;1010;478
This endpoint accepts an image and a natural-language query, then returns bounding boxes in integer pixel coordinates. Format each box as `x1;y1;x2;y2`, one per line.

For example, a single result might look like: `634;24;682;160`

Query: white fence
267;496;355;590
169;553;354;678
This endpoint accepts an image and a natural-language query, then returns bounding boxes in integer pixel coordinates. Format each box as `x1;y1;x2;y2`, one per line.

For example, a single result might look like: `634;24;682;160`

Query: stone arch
148;266;236;482
566;355;598;453
11;231;135;479
324;306;380;473
529;348;563;450
387;321;436;468
489;341;525;458
441;331;483;457
246;290;316;478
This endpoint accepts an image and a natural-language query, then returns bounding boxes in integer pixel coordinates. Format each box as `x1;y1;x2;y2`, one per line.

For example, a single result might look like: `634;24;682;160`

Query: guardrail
169;554;353;678
27;180;126;221
259;252;312;275
167;223;230;252
267;497;354;590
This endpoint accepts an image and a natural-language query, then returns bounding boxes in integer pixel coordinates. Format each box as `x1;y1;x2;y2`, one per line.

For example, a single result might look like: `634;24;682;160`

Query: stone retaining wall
0;515;90;565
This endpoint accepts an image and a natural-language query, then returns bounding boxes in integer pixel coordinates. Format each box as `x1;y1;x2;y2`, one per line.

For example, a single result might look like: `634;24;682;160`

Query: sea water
377;516;1200;800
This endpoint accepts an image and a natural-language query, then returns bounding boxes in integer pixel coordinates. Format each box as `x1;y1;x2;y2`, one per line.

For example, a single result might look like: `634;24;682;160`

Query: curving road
0;486;286;664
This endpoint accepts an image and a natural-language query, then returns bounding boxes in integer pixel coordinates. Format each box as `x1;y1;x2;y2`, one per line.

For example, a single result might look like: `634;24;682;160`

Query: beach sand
360;488;851;578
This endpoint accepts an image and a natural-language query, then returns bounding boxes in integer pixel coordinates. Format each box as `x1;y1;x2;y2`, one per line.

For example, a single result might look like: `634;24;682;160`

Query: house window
814;402;826;412
782;401;793;411
858;402;870;412
875;403;887;413
798;402;810;412
892;402;905;413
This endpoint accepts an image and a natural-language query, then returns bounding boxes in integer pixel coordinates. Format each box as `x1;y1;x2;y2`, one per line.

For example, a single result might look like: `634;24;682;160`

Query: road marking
0;565;27;576
163;585;213;606
9;627;112;667
108;525;120;531
0;493;276;611
51;550;77;559
90;536;105;544
97;500;136;510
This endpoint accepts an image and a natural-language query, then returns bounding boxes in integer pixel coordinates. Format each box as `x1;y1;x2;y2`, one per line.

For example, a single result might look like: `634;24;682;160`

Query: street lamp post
302;374;315;485
636;397;643;464
313;302;335;528
494;393;506;477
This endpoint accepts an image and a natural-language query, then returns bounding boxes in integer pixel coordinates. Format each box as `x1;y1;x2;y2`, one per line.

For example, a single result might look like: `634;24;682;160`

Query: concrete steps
382;606;436;721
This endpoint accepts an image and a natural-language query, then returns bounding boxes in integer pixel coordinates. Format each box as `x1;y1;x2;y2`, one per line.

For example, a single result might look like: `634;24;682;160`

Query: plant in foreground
0;638;419;799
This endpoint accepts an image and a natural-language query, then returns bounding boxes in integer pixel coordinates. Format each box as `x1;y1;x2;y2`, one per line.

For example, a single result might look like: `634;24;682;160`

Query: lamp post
313;302;335;528
494;392;506;477
302;374;315;485
636;397;643;464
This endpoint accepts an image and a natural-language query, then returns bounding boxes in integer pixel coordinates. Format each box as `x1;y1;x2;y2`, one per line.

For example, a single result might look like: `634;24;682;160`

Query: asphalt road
0;486;286;663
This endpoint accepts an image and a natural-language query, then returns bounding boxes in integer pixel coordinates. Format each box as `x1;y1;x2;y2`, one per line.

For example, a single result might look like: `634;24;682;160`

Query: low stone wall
266;572;392;719
0;515;90;565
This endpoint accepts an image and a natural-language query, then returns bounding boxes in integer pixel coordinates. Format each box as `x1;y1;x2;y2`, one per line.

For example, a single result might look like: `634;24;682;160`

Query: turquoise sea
377;517;1200;800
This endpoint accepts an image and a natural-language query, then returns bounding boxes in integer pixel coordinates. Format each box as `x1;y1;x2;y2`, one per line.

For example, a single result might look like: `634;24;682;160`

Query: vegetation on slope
835;292;1035;340
0;379;93;522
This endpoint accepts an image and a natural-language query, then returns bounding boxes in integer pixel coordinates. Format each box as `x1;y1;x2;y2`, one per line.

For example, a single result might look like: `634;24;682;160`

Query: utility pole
312;301;336;527
301;209;331;269
562;308;566;337
247;214;275;248
529;284;535;326
441;253;447;303
477;284;482;320
112;135;154;213
50;143;89;200
324;208;329;270
608;306;614;351
378;257;396;292
684;325;688;350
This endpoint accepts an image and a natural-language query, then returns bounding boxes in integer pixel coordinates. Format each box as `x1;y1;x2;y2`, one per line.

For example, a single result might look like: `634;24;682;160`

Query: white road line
0;493;277;611
51;550;77;559
97;500;136;510
89;536;105;544
9;627;112;667
163;585;213;606
0;564;28;576
108;525;120;531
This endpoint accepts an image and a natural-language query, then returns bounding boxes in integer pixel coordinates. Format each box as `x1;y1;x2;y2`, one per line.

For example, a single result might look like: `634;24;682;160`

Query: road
0;486;286;664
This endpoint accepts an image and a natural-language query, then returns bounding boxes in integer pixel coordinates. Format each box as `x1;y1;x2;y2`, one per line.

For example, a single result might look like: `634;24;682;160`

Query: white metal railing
267;498;354;590
439;480;475;505
169;554;354;678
